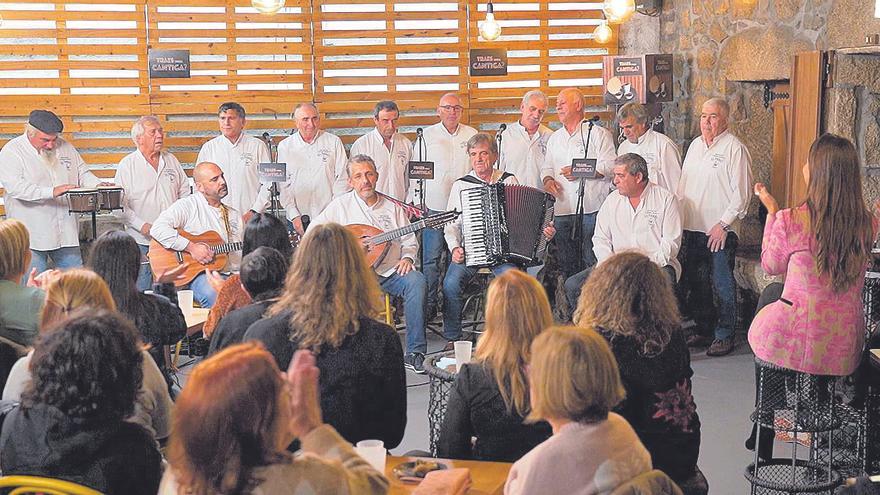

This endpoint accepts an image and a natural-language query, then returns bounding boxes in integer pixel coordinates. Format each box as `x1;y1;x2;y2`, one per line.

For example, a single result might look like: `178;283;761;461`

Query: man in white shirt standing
114;115;191;291
350;101;412;201
311;155;428;373
677;97;753;357
616;102;682;194
0;110;103;274
196;102;271;225
150;162;243;308
277;102;348;235
417;93;477;316
541;88;617;278
498;90;553;189
563;153;682;306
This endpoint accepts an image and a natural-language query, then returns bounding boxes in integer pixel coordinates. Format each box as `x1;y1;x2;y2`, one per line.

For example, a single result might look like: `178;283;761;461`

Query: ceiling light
252;0;284;15
603;0;636;24
479;1;502;41
594;20;613;44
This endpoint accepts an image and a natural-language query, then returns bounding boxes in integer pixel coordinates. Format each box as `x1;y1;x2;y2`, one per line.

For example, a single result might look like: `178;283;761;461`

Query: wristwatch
719;221;731;232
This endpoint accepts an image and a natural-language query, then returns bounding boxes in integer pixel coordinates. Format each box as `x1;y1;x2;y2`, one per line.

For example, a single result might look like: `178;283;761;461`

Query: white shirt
498;121;553;189
196;133;271;217
150;192;243;271
350;129;412;201
276;130;348;220
677;130;753;234
593;182;683;279
414;122;477;211
541;123;617;216
444;170;519;251
0;134;100;250
617;128;682;194
113;150;191;245
311;190;418;277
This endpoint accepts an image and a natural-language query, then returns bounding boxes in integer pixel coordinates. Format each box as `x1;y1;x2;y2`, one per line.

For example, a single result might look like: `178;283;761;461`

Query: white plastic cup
454;340;473;372
355;439;386;472
177;290;194;316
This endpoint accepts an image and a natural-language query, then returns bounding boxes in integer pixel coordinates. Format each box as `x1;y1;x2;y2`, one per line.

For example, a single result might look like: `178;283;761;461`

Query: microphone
416;127;423;136
499;123;507;132
582;115;601;124
262;132;271;143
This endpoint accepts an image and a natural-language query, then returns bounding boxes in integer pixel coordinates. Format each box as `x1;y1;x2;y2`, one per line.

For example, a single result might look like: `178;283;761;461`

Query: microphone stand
412;127;428;281
262;132;282;219
571;118;595;274
495;123;507;169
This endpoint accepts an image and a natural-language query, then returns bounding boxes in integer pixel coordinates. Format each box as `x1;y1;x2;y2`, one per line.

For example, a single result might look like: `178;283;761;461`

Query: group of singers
0;88;752;372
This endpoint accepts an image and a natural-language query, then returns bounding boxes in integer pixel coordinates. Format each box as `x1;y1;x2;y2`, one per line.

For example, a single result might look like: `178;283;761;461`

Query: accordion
460;183;555;268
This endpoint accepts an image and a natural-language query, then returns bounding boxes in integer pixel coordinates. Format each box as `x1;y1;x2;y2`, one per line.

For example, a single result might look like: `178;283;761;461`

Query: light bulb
252;0;284;15
594;21;613;44
479;2;502;41
603;0;635;24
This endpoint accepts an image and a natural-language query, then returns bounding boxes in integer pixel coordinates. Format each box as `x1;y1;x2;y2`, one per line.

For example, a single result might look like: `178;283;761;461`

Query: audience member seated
244;223;407;448
0;219;46;346
159;342;388;495
3;269;173;441
207;247;289;355
574;252;701;485
505;326;652;495
437;270;552;462
0;310;162;495
203;212;293;338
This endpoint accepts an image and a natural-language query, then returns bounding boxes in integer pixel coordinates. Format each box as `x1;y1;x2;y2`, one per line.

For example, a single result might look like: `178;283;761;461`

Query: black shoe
706;338;735;357
404;353;426;374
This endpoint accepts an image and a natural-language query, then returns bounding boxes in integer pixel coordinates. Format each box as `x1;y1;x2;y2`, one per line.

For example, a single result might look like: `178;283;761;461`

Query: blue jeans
379;270;427;354
421;210;446;308
442;262;516;341
679;230;738;340
553;213;598;277
136;244;153;292
29;246;83;274
189;272;218;308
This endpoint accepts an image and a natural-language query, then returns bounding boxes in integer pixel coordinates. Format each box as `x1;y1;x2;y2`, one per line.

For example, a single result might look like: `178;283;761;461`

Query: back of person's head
242;213;293;259
87;230;141;313
573;252;680;356
0;219;30;280
805;133;874;293
240;247;289;301
40;268;116;330
22;309;143;421
528;326;625;425
269;222;381;350
168;342;286;495
477;269;552;416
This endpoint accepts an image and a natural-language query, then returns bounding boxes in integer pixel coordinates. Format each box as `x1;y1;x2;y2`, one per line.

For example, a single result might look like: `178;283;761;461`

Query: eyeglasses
439;105;464;112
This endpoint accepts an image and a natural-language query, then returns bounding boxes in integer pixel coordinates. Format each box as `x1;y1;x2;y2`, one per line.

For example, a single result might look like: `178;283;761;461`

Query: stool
423;351;456;456
745;358;842;494
460;268;493;339
379;293;395;327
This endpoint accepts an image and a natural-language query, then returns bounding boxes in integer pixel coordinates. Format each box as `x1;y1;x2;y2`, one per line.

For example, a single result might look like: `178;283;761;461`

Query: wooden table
184;307;210;337
384;456;512;495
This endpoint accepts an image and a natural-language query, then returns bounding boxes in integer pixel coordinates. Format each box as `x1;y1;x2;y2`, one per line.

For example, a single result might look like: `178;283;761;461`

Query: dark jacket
124;283;187;372
207;299;273;357
244;312;407;448
0;403;162;495
437;362;552;462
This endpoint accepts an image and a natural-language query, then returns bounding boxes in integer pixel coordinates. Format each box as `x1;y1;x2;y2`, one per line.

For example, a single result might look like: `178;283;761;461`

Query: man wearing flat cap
0;110;103;274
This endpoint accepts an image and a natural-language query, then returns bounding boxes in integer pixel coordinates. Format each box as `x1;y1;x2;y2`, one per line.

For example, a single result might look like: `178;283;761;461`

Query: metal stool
423;351;456;456
460;268;493;340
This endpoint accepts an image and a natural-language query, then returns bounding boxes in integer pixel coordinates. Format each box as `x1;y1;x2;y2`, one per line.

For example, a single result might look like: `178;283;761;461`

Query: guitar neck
212;241;243;254
370;219;427;245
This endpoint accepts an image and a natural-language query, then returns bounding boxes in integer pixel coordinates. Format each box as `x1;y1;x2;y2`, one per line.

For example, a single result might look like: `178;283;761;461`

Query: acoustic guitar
347;210;461;268
148;230;243;287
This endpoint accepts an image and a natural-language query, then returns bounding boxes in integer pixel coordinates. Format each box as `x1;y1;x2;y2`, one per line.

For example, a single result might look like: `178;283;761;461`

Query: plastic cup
355;439;386;472
454;340;473;372
177;290;194;316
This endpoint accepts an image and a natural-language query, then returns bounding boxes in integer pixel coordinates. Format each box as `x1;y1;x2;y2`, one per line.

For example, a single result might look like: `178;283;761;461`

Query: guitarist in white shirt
311;154;429;374
150;162;243;308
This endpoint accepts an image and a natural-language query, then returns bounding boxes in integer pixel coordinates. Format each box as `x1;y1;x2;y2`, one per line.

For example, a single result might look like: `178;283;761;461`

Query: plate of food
392;459;449;483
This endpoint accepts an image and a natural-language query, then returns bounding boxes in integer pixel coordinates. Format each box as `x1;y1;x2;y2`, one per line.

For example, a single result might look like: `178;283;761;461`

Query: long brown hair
267;223;382;350
573;252;680;356
476;270;552;416
39;268;116;330
168;342;287;495
0;219;30;280
804;134;874;293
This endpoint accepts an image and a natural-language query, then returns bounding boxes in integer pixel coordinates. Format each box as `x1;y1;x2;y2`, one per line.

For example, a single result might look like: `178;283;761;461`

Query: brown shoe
706;338;735;357
686;333;712;348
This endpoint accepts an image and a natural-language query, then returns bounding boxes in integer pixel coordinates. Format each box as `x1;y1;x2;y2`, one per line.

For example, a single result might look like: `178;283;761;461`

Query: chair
459;268;493;339
379;293;395;327
0;475;103;495
610;470;684;495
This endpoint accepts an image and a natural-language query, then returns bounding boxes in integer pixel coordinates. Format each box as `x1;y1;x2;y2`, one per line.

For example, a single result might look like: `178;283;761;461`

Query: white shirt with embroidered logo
444;170;519;252
113;150;191;246
593;182;683;279
617;128;682;195
540;123;617;216
0;134;100;251
350;129;412;202
277;130;348;221
150;192;243;271
310;190;418;277
677;130;753;235
413;122;477;211
196;133;271;217
498;121;553;189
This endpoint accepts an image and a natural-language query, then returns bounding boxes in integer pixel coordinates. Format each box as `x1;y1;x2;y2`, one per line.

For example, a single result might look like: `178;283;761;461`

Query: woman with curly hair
244;222;406;448
574;251;701;484
0;310;162;495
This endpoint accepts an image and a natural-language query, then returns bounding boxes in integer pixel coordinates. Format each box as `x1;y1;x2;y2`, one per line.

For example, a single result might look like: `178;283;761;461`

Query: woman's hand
204;269;226;292
27;268;60;289
285;350;323;438
754;183;779;217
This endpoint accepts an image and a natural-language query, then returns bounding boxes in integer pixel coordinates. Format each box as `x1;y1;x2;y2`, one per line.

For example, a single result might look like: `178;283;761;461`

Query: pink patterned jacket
748;205;866;376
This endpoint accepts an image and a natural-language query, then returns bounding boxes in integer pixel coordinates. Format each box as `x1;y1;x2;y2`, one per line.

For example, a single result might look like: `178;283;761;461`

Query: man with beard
0;110;105;274
151;162;243;308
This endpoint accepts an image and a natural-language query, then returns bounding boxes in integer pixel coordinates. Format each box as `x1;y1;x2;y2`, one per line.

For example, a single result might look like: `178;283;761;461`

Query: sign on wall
148;49;191;79
469;49;508;77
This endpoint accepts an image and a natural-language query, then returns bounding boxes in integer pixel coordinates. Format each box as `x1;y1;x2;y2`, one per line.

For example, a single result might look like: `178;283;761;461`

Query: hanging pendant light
479;1;502;41
252;0;284;15
593;20;613;44
603;0;635;24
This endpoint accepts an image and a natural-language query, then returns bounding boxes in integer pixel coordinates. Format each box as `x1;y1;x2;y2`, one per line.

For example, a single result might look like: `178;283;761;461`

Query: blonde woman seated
0;219;48;347
160;342;388;495
505;326;651;495
437;270;552;462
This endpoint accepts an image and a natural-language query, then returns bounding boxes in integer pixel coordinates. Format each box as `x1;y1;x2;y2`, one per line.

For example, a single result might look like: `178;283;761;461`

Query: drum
66;188;100;213
97;186;124;211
